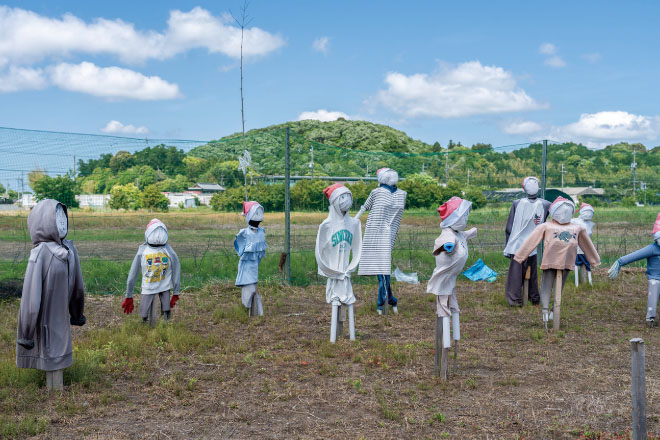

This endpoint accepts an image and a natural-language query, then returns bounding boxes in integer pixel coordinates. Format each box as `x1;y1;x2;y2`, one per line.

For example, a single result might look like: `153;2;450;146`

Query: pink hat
653;213;660;240
323;183;350;204
549;196;574;217
242;201;258;217
439;196;472;228
438;196;462;220
579;202;594;213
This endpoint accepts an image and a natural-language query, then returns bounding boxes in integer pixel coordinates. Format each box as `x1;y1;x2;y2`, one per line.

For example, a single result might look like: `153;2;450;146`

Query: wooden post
440;346;449;381
523;266;531;306
149;296;159;328
631;338;647;440
249;293;257;317
453;341;459;375
337;305;345;338
434;317;441;377
46;370;63;391
553;271;563;331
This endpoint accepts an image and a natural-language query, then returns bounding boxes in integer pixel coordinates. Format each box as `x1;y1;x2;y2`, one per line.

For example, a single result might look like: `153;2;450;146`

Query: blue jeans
377;275;398;310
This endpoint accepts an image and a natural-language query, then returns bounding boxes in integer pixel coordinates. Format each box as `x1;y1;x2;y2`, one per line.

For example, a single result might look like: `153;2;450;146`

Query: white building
21;194;35;208
76;194;111;209
163;192;197;208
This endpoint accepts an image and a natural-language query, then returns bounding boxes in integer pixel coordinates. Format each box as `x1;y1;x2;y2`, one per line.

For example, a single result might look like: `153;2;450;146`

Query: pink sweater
514;220;600;270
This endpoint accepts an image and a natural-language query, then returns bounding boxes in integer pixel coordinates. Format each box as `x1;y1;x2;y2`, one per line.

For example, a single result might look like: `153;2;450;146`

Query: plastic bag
393;267;419;284
462;258;497;282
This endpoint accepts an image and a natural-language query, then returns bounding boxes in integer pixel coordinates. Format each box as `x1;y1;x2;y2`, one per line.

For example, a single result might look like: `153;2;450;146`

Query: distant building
21;193;35;208
76;194;110;209
163;192;197;208
187;183;226;194
555;187;605;204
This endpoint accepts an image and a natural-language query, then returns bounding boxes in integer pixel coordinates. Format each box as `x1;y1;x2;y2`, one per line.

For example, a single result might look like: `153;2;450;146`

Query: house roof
188;183;226;192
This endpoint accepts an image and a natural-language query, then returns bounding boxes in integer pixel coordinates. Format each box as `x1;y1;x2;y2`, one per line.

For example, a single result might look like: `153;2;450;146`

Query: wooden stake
453;341;459;375
553;270;563;331
440;347;449;381
523;266;531;306
631;338;647;440
337;305;345;338
46;370;63;391
434;317;441;377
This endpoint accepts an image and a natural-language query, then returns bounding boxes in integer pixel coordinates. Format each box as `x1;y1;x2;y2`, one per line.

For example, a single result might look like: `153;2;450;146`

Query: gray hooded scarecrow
16;199;86;372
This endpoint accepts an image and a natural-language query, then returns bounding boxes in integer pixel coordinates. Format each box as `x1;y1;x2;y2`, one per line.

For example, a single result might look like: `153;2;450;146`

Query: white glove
354;207;366;220
608;260;621;280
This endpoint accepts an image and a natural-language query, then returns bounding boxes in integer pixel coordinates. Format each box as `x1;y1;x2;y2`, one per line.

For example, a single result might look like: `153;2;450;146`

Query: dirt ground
3;268;660;439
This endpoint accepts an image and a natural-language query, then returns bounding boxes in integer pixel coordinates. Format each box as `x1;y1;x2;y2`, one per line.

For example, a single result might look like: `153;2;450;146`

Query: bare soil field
2;268;660;439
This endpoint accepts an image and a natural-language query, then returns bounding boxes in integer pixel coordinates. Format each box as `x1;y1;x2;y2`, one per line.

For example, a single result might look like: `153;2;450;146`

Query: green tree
109;151;135;173
32;174;79;207
109;183;142;210
141;185;169;211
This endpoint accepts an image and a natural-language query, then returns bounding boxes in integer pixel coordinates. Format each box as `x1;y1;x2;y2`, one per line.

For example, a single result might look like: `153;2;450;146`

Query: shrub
109;183;142;210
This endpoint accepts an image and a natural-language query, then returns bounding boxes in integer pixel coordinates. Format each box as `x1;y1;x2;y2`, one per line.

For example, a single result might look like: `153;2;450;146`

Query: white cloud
312;37;329;54
539;43;566;68
0;6;284;66
558;111;660;142
100;120;149;135
582;53;601;63
544;55;566;68
371;61;542;118
298;109;350;122
539;43;557;55
0;65;47;92
503;120;542;135
49;62;181;100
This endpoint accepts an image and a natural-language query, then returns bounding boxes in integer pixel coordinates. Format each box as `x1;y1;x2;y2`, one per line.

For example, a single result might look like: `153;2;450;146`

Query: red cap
438;196;463;220
242;201;258;216
653;213;660;236
323;183;344;200
579;202;594;212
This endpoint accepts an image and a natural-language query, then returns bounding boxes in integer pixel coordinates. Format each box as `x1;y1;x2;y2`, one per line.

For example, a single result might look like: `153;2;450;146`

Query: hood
28;199;67;246
243;201;264;224
145;218;168;246
439;197;472;229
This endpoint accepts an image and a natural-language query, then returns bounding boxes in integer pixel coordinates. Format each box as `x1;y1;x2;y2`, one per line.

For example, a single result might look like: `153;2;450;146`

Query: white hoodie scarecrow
316;184;362;342
234;201;267;316
571;202;595;286
609;212;660;326
427;197;477;350
125;219;181;321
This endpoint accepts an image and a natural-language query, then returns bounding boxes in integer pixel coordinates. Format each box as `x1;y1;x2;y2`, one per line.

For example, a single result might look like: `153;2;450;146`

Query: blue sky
1;1;659;150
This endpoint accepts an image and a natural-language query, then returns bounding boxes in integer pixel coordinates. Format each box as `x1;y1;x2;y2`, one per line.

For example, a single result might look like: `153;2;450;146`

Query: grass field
1;268;660;438
1;206;658;293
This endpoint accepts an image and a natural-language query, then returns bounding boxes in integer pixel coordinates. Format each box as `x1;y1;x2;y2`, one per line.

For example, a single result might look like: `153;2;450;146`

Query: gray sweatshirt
16;199;86;371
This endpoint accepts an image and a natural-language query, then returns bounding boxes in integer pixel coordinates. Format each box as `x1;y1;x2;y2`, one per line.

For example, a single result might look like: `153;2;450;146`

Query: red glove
122;297;134;314
170;295;179;309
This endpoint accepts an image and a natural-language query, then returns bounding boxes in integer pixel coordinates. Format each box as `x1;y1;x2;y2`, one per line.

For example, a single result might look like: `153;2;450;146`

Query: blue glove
443;242;455;253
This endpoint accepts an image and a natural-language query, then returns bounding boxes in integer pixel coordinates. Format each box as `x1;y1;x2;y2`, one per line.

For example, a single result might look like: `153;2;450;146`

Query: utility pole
445;150;449;185
467;169;470;186
285;127;291;285
560;163;566;191
541;140;548;200
632;146;637;197
309;144;314;179
73;153;76;176
421;162;425;174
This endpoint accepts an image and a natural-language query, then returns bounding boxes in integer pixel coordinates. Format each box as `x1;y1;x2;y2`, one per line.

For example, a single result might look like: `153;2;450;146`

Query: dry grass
2;268;660;438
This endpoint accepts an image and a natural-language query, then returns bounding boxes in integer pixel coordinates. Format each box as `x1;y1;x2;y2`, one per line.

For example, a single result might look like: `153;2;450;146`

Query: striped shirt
358;187;407;275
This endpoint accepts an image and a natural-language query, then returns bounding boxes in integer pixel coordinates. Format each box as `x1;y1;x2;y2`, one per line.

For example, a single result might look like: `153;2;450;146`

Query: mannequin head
337;192;352;214
438;196;472;231
377;168;399;186
522;176;539;197
549;197;575;224
55;204;68;239
145;219;168;245
323;183;352;217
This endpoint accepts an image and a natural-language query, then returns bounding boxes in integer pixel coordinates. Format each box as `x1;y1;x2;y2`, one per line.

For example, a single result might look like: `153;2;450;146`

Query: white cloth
316;194;363;305
358;187;407;275
503;198;546;257
571;218;594;255
427;227;478;296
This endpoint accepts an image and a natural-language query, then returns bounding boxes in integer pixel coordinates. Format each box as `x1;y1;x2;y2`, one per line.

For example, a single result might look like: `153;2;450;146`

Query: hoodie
16;199;86;371
126;219;181;297
315;188;363;305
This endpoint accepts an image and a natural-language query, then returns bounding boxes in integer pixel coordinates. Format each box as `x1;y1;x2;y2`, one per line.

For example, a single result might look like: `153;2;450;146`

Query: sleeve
68;242;86;326
464;227;478;241
345;219;363;274
514;224;546;264
618;244;654;267
504;201;517;246
432;230;457;256
125;247;142;298
577;228;600;268
17;246;45;344
315;223;344;279
234;230;247;257
166;244;181;295
355;191;375;220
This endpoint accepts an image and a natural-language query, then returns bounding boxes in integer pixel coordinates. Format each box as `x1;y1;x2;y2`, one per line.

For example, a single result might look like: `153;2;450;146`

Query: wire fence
0;126;658;294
